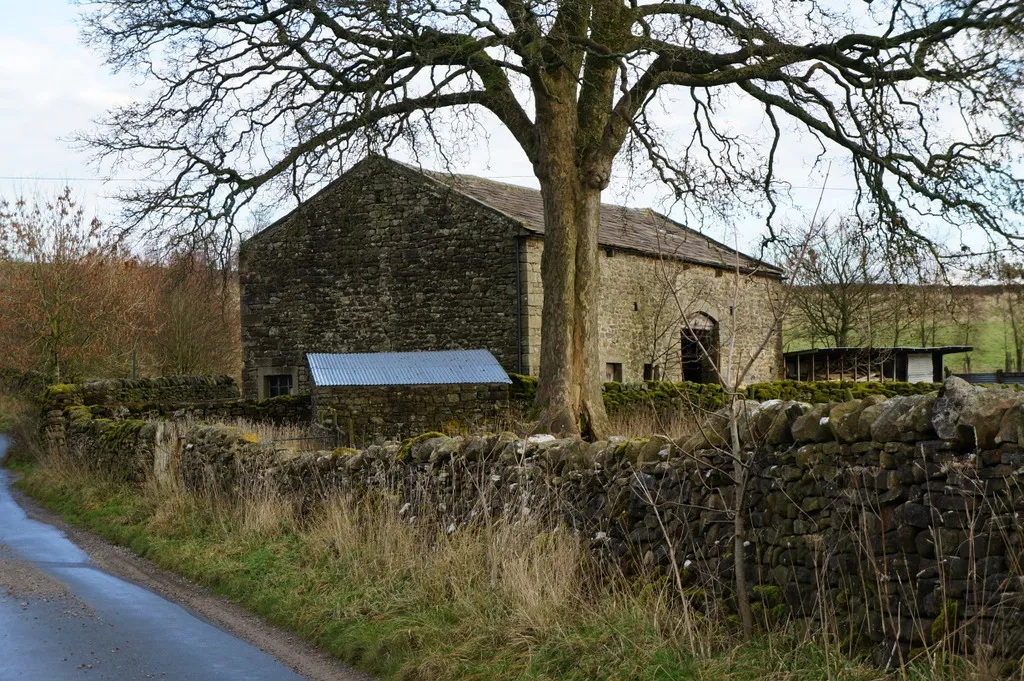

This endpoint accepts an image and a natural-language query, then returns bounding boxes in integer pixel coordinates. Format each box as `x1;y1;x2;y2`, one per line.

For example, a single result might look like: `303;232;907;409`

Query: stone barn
307;349;512;442
240;155;784;399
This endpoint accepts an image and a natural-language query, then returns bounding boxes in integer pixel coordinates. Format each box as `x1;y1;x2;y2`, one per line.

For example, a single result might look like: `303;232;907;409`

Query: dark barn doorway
681;313;718;384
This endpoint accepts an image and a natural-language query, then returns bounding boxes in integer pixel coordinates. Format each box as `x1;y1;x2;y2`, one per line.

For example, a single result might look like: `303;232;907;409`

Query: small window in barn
265;374;294;398
642;364;662;381
605;247;614;258
605;362;623;383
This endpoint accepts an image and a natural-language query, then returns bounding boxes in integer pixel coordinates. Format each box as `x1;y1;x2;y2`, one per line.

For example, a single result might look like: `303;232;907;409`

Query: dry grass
157;416;337;451
608;405;700;439
10;417;998;681
0;393;33;434
310;497;591;637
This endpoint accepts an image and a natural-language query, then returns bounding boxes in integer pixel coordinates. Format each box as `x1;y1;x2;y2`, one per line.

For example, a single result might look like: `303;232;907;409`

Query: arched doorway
681;312;718;384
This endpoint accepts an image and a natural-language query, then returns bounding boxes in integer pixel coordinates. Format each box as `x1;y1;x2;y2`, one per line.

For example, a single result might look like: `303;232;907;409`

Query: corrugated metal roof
307;349;512;387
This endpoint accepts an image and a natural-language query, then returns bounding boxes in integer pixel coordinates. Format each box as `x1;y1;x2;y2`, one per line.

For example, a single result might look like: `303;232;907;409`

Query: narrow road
0;436;369;681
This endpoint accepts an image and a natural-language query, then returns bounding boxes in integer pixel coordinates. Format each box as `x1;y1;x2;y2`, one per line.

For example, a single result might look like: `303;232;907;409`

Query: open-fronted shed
783;346;972;383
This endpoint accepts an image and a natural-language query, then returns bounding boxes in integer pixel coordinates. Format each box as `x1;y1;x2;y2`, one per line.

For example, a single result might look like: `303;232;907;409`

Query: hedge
507;374;941;413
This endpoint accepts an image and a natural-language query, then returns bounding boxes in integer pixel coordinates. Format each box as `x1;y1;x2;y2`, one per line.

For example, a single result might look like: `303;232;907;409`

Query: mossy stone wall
40;375;239;409
510;374;941;415
171;378;1024;666
50;375;1024;666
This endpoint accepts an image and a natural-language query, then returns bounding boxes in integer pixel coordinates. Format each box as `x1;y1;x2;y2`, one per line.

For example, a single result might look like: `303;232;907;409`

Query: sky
0;0;942;258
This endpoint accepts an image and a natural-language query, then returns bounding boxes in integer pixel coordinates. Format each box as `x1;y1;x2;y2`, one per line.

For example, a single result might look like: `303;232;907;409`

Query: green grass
8;457;911;681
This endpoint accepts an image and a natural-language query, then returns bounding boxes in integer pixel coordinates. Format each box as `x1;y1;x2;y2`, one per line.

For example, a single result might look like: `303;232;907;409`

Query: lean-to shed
307;349;511;444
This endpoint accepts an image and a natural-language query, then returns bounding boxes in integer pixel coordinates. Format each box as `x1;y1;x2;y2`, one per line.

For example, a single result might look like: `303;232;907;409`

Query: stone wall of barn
240;158;783;397
521;239;783;383
311;383;510;444
239;156;524;399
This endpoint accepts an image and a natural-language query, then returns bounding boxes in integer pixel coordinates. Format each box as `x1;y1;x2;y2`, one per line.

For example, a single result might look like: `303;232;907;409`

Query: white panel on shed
907;353;933;383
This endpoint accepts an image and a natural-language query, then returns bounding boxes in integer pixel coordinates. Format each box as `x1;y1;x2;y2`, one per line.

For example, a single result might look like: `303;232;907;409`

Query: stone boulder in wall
791;402;836;444
931;376;979;441
956;387;1024;450
869;393;937;443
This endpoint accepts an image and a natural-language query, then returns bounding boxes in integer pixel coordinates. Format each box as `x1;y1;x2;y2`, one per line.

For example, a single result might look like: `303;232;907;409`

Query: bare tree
896;259;962;349
781;218;885;349
0;189;146;382
150;253;242;377
78;0;1024;435
986;255;1024;371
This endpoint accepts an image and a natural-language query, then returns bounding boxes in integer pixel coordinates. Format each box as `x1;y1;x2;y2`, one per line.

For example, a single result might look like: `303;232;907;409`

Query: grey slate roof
420;167;782;275
307;349;512;387
246;155;782;276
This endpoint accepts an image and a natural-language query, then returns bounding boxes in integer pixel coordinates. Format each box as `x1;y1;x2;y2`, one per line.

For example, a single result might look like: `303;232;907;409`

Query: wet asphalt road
0;436;309;681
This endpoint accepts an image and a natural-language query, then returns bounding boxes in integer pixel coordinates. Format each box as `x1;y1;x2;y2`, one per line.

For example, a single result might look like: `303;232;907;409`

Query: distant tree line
777;218;981;370
0;188;240;383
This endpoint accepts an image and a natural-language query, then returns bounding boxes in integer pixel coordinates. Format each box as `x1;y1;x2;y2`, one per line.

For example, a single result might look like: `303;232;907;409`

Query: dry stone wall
41;375;240;408
52;375;1024;667
82;394;312;424
38;377;312;483
171;377;1024;666
40;406;166;483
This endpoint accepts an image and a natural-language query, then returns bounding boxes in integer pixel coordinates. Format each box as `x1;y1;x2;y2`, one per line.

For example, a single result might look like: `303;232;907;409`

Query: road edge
7;473;374;681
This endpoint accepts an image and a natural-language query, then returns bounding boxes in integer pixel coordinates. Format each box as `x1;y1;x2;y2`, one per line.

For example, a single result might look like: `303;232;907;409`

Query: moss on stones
508;375;940;417
931;599;960;643
397;431;446;462
97;419;146;446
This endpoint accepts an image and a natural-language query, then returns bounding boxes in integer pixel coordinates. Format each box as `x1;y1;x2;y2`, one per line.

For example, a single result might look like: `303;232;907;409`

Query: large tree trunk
533;95;583;437
535;168;581;437
574;183;611;439
532;96;611;438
